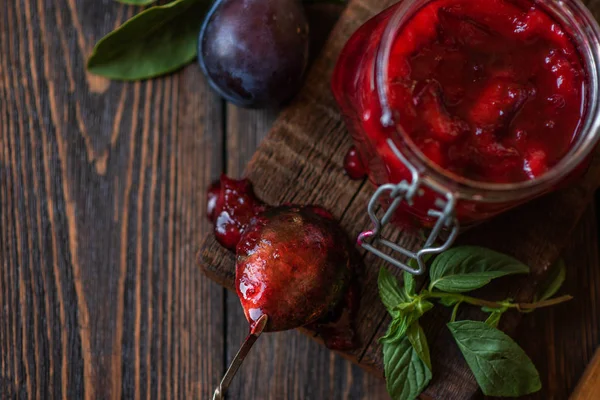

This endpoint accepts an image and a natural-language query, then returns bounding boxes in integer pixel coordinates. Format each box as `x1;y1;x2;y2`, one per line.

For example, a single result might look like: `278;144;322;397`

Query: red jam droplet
344;146;368;180
210;175;267;251
385;0;586;183
206;180;221;223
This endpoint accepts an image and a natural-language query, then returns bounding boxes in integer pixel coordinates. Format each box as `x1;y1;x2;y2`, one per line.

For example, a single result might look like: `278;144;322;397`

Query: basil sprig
378;246;572;400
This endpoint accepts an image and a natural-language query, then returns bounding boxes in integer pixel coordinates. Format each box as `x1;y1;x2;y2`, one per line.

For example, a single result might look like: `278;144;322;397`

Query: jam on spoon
208;175;361;398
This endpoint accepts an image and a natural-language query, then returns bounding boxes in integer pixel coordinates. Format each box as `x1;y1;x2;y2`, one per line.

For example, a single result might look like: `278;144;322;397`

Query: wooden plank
506;205;600;400
0;1;224;398
571;349;600;400
221;5;387;399
199;0;600;398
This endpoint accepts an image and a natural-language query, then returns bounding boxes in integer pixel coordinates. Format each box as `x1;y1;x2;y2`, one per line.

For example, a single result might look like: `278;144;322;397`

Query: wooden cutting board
199;0;600;398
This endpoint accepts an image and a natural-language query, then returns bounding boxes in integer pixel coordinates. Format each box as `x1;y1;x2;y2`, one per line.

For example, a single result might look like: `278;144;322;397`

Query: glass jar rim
375;0;600;202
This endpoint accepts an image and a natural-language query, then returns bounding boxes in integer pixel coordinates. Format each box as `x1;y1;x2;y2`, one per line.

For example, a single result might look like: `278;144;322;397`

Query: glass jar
331;0;600;273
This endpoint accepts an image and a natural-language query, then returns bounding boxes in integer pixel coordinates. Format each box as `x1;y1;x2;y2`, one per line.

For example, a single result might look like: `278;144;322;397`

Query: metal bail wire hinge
358;139;460;275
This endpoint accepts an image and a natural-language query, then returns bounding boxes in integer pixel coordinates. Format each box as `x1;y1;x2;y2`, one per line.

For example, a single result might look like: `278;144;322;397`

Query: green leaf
404;255;426;296
384;335;432;400
394;300;433;315
381;312;415;344
448;320;541;397
405;254;436;296
407;322;432;371
116;0;156;5
438;296;460;307
481;306;498;313
88;0;209;80
381;299;434;344
414;299;434;316
429;246;529;293
450;301;462;322
535;259;567;302
404;271;416;297
396;302;416;312
380;316;406;344
379;268;408;316
484;311;504;328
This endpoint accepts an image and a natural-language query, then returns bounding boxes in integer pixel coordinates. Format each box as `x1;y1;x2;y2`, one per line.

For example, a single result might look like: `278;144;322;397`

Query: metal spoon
213;314;269;400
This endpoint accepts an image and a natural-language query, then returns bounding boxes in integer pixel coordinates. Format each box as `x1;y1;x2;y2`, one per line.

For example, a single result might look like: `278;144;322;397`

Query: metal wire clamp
358;139;460;275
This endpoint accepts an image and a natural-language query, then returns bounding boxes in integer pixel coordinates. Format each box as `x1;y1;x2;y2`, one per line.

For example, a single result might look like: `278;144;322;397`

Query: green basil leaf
448;320;541;397
116;0;156;5
379;267;408;316
438;296;460;307
481;306;497;313
429;246;529;293
392;300;434;322
88;0;209;80
383;300;433;345
405;254;434;296
384;335;432;400
380;313;414;344
415;299;434;315
380;317;406;344
407;322;432;371
535;259;566;302
382;299;433;344
396;302;415;312
404;270;416;297
484;311;504;328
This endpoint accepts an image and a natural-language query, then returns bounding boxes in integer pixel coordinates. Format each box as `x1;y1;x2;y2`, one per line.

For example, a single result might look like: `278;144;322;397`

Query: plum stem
213;314;268;400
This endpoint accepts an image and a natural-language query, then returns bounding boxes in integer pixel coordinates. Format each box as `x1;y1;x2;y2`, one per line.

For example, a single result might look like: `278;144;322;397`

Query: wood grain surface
0;1;227;396
0;1;599;400
0;2;388;399
571;348;600;400
199;0;600;398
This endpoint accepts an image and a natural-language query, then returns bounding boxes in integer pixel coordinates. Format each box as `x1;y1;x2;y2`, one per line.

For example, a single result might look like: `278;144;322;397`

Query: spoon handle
213;315;268;400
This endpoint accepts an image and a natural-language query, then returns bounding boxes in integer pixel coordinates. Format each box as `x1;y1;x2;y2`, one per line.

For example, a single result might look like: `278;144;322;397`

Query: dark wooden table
1;2;599;399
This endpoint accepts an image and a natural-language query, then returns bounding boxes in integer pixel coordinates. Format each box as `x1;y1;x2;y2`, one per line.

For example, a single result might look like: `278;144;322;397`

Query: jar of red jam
332;0;600;273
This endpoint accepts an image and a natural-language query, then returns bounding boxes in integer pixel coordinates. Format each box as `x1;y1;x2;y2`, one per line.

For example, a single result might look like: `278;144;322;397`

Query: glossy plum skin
236;206;354;333
198;0;310;108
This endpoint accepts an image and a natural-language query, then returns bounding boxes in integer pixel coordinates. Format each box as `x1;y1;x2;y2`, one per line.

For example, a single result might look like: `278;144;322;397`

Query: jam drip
344;146;368;180
208;175;361;351
305;277;360;350
208;175;267;251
